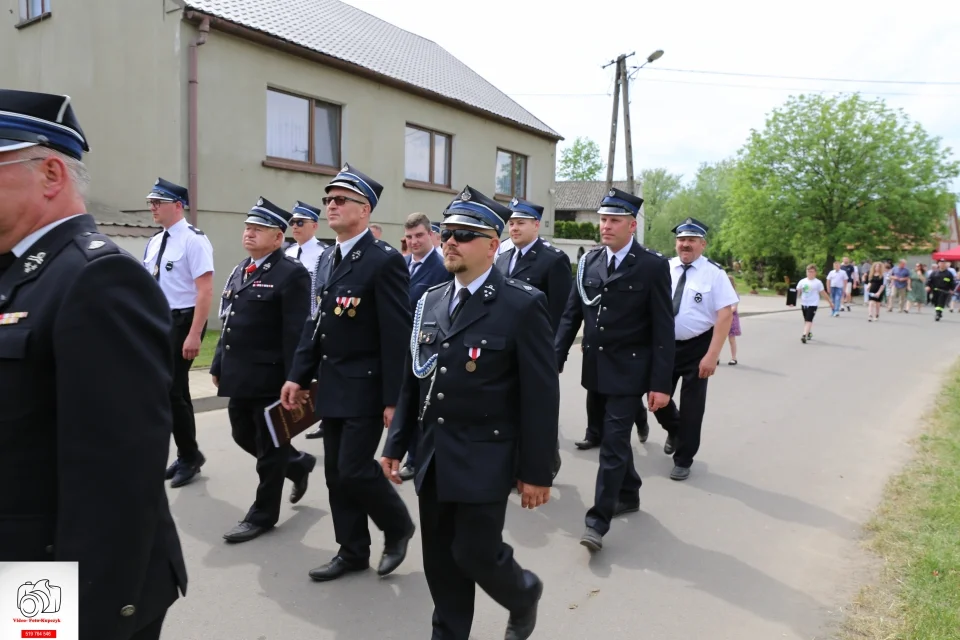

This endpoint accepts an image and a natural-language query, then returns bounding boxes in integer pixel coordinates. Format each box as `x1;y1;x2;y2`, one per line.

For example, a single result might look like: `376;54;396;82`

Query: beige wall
1;1;188;212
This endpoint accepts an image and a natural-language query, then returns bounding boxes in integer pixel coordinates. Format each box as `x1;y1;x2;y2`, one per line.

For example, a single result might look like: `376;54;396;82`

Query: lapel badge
694;292;703;303
165;261;174;271
23;252;46;273
0;311;28;325
88;240;106;250
523;285;532;291
351;250;362;260
466;346;481;372
482;283;495;298
263;262;272;271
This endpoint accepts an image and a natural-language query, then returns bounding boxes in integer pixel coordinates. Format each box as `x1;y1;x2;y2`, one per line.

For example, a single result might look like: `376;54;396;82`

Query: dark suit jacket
211;248;311;399
0;215;186;639
495;237;573;333
406;250;453;310
383;268;560;503
288;231;411;417
555;240;675;396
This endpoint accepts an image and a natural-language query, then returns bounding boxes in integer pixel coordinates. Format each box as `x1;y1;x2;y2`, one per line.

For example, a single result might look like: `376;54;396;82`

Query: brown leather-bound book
263;381;320;447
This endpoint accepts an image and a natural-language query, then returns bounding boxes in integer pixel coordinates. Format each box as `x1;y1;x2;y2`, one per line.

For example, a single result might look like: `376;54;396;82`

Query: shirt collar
336;228;369;257
453;266;493;298
605;240;633;265
12;214;84;257
673;254;705;270
164;217;189;237
514;238;538;257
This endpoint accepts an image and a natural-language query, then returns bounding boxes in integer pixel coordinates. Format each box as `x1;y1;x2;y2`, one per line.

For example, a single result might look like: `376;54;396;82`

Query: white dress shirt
142;218;215;310
449;266;493;315
285;238;324;275
670;254;739;340
508;240;536;274
604;242;633;271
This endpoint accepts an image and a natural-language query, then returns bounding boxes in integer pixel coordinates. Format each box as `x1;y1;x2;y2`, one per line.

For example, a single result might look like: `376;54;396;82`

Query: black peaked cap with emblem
0;89;89;160
246;196;293;232
671;217;708;238
442;185;510;237
597;187;644;217
146;178;189;206
326;163;384;211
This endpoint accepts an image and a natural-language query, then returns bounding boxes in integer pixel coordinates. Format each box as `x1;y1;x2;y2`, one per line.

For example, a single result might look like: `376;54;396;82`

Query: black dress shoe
290;453;317;504
164;458;181;480
223;521;270;543
309;556;368;582
614;499;640;517
505;577;543;640
551;447;562;480
305;422;324;440
170;452;205;488
637;421;649;443
663;435;676;455
579;526;602;551
670;465;691;481
574;438;599;450
378;524;416;576
398;465;415;481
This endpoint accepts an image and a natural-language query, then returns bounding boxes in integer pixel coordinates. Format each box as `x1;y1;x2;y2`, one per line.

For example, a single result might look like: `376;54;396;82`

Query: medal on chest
466;347;481;372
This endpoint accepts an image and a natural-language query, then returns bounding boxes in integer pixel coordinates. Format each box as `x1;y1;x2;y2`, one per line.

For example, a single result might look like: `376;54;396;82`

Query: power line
632;76;960;97
635;66;960;86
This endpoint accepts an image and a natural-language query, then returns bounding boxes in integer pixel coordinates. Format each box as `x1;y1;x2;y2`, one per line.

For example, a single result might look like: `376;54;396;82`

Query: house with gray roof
554;180;632;224
3;0;561;325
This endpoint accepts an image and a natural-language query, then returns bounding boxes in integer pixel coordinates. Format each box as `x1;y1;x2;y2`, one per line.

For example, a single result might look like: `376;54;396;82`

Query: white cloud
345;0;960;192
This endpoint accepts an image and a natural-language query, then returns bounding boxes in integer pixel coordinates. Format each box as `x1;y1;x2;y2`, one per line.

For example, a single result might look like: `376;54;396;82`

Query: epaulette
505;278;540;295
373;239;395;253
587;245;605;255
426;280;449;293
74;231;121;260
704;256;725;270
282;255;301;265
186;224;205;236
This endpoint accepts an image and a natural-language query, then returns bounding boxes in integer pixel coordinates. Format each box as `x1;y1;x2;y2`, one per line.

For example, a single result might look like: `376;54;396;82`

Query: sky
343;0;960;194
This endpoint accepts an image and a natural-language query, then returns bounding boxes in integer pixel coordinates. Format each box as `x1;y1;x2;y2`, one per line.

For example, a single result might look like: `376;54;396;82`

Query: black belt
677;327;713;344
172;307;195;316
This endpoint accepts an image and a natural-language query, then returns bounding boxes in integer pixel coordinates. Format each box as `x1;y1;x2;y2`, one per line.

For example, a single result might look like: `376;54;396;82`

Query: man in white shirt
143;177;215;488
284;200;326;277
653;217;738;481
826;261;849;317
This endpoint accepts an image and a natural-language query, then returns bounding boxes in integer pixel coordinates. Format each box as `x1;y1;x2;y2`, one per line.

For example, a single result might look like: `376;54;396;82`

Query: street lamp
647;49;664;64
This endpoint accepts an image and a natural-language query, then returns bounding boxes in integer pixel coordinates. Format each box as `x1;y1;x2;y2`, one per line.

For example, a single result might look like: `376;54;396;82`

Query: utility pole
620;58;635;198
602;52;633;192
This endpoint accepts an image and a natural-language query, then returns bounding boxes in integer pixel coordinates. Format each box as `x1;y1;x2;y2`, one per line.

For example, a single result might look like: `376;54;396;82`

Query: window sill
262;158;339;176
16;12;52;29
403;180;457;195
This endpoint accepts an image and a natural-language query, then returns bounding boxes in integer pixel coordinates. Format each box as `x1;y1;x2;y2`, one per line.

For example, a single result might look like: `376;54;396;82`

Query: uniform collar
671;254;705;270
605;240;632;265
336;228;369;256
453;265;493;299
12;214;84;257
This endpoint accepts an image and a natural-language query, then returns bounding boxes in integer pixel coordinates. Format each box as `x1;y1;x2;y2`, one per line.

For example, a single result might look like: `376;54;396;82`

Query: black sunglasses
321;195;366;207
440;229;493;243
290;219;313;227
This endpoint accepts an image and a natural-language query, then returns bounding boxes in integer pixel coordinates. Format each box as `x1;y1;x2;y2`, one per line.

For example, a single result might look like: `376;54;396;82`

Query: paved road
162;305;960;639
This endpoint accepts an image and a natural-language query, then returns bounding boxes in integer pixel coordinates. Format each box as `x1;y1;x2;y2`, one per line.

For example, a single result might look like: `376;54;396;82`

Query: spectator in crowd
725;275;740;365
826;261;848;317
887;259;911;312
909;263;927;313
866;262;886;321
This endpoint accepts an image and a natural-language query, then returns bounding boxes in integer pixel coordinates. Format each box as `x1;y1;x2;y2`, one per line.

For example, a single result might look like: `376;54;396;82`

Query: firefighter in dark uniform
0;90;186;639
282;164;415;582
382;185;558;640
555;188;675;551
653;218;737;480
495;196;572;478
926;258;955;321
211;197;318;543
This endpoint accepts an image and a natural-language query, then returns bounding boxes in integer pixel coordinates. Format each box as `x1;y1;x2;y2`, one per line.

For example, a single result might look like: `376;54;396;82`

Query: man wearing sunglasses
0;89;186;640
381;186;559;640
555;187;675;552
282;164;415;583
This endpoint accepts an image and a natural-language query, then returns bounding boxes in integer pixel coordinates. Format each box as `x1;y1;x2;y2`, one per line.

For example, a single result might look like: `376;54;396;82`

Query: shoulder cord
218;264;239;319
576;252;602;307
411;292;439;422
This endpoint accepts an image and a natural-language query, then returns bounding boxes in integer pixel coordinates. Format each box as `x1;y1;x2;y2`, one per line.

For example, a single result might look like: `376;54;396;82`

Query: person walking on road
792;264;831;339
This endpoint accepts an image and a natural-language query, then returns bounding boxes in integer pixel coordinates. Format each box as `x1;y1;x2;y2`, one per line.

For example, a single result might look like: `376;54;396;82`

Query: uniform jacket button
320;334;325;339
599;326;604;331
45;545;54;554
322;355;327;360
442;342;449;349
120;605;135;617
438;418;445;424
598;346;604;351
437;393;444;400
493;429;499;435
230;311;235;316
481;339;487;345
440;367;447;374
225;345;230;350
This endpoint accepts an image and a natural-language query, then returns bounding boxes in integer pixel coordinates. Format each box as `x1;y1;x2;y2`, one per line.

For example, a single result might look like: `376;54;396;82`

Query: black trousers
323;416;413;563
419;466;539;640
130;611;165;640
584;390;647;443
932;289;950;310
170;308;204;463
586;394;644;535
228;397;311;528
654;329;713;468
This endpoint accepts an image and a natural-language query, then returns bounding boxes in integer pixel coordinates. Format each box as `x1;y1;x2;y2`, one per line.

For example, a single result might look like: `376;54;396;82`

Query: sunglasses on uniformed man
321;195;367;207
440;229;494;243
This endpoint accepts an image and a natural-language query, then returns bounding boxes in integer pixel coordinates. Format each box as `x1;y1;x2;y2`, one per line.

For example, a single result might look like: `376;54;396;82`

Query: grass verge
839;361;960;639
191;330;220;371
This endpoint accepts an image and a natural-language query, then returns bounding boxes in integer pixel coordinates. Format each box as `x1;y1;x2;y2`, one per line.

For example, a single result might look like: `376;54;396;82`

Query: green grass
191;330;220;371
840;361;960;639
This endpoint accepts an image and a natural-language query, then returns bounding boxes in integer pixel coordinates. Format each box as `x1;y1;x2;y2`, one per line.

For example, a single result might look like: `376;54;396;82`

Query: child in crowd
790;264;830;343
726;275;740;364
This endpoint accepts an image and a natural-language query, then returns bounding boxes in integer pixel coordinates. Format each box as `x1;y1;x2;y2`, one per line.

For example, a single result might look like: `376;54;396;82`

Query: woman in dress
866;262;886;321
909;263;927;313
725;275;741;364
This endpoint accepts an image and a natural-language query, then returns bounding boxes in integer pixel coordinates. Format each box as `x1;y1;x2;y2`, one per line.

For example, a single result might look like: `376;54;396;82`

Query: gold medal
465;361;477;372
334;306;342;316
347;308;356;317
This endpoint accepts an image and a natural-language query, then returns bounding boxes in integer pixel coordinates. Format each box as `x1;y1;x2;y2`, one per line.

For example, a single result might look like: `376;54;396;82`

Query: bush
555;221;599;241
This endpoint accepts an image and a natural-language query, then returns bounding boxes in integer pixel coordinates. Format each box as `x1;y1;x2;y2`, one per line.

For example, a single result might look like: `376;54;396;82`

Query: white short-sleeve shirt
670;255;739;340
285;238;326;276
142;218;215;310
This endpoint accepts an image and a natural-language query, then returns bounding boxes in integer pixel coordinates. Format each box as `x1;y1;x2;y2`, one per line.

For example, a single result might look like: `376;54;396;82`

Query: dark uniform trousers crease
654;327;713;468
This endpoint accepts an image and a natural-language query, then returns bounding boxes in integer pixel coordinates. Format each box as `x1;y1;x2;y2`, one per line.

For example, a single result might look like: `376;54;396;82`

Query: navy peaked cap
0;89;89;160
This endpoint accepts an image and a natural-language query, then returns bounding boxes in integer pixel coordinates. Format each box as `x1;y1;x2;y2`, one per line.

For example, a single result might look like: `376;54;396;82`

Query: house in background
3;0;561;327
554;180;631;225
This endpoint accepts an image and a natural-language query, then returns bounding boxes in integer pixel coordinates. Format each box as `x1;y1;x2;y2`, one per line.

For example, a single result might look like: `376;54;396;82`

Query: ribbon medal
466;347;481;372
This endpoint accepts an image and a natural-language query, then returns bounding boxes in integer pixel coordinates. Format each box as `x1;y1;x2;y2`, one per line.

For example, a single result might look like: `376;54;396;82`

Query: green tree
722;93;959;272
556;136;604;181
639;167;683;236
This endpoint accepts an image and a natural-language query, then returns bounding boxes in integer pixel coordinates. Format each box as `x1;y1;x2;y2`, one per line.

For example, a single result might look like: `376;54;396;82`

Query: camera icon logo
17;579;61;618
